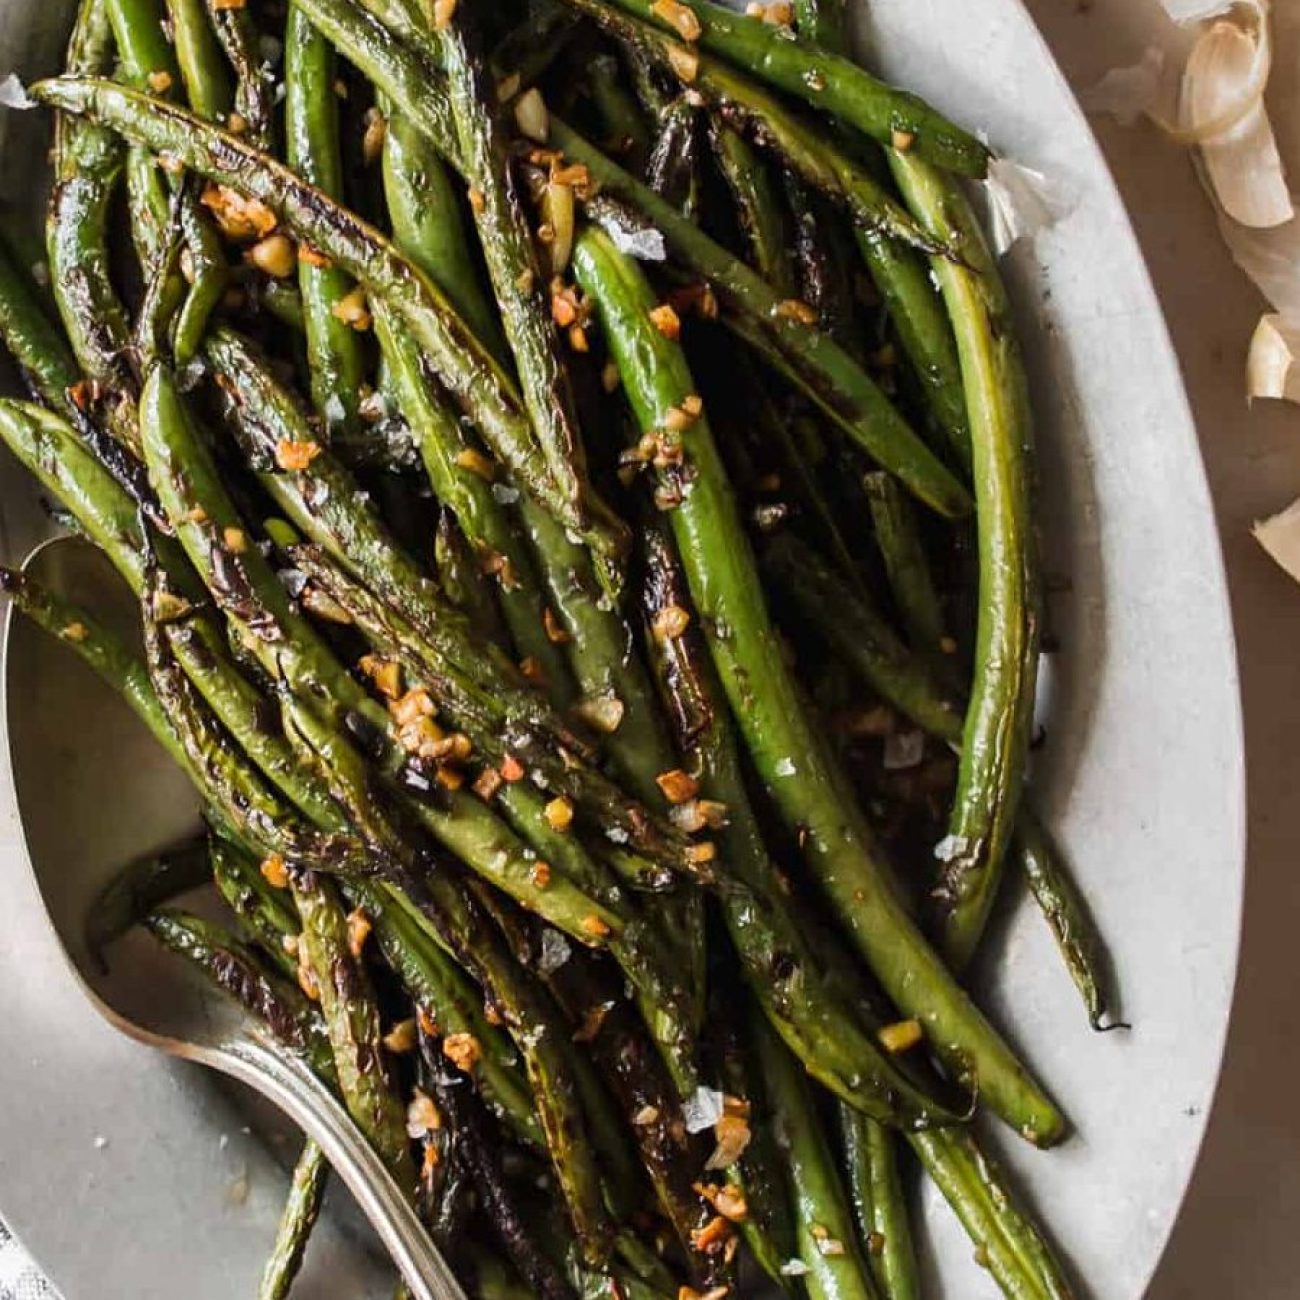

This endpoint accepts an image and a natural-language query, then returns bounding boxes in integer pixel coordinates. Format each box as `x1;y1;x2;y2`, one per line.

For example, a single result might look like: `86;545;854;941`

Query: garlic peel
1179;1;1293;227
1079;47;1169;127
1246;314;1300;403
1254;496;1300;584
981;157;1074;257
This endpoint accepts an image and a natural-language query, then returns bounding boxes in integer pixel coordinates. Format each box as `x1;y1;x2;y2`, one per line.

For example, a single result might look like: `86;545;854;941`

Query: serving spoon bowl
3;534;465;1300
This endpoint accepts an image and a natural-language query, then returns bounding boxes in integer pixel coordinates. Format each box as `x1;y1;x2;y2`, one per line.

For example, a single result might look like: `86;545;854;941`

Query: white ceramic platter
0;0;1245;1296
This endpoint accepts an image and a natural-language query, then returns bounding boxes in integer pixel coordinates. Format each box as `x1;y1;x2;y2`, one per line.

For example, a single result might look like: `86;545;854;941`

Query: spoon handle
220;1033;467;1300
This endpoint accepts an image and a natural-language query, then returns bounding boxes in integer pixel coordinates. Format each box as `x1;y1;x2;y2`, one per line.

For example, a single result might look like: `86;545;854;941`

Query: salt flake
682;1086;725;1134
0;75;34;110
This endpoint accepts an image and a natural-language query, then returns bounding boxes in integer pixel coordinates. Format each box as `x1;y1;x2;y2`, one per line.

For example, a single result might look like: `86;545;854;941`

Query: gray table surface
1022;1;1300;1296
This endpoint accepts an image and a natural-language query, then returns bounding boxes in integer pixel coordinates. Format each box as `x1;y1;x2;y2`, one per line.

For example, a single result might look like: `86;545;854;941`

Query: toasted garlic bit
468;186;486;215
775;298;820;326
685;841;717;866
362;108;387;165
666;41;700;84
633;1105;661;1126
359;653;402;701
273;437;322;473
649;303;682;339
455;447;496;481
878;1018;924;1054
331;286;372;331
690;1215;733;1255
346;908;373;959
653;603;691;642
249;233;296;278
443;1032;482;1074
693;1182;748;1223
260;853;290;889
212;0;245;10
298;243;331;268
656;768;700;804
704;1097;752;1170
202;183;277;241
530;860;552;889
573;691;626;734
891;128;916;152
500;753;526;783
382;1018;418;1054
146;69;173;94
746;1;793;24
222;526;247;554
542;606;572;644
431;0;457;29
515;87;550;144
406;1090;442;1139
60;621;88;642
652;0;702;41
544;795;575;832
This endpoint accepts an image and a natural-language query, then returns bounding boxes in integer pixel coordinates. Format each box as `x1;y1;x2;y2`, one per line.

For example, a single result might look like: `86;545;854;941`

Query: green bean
761;531;1112;1027
590;0;988;176
707;120;796;297
205;0;274;144
637;524;961;1128
258;1139;329;1300
85;838;212;964
863;471;948;656
712;1002;799;1290
1014;813;1113;1031
908;1127;1073;1300
574;225;1063;1145
31;77;597;547
173;180;230;365
751;1006;881;1300
417;1023;578;1300
354;879;544;1149
792;0;847;50
381;106;504;353
212;834;302;979
552;120;971;520
839;1106;920;1300
165;0;233;120
890;153;1041;972
586;52;651;171
286;6;368;432
763;531;963;741
47;0;135;446
437;12;626;583
106;0;180;88
0;231;80;415
293;872;415;1189
145;908;335;1082
644;96;701;218
559;0;940;253
793;0;969;473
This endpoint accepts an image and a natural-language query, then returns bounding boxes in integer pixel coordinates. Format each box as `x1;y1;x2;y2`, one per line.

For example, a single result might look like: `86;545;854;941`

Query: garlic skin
1180;1;1293;229
1246;314;1300;404
1254;496;1300;585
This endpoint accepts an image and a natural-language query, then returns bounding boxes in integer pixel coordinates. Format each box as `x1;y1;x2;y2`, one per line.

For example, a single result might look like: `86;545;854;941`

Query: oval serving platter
0;0;1244;1296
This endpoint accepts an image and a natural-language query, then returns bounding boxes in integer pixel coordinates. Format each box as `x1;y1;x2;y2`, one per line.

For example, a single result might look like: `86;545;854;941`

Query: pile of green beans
0;0;1121;1293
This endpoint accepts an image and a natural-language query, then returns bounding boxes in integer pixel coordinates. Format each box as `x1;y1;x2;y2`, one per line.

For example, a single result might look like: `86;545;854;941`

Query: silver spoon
3;536;466;1300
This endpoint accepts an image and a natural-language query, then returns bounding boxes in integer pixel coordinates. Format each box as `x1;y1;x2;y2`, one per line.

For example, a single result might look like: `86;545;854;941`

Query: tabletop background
1022;1;1300;1296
